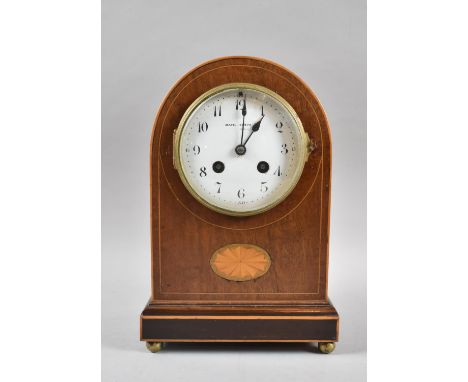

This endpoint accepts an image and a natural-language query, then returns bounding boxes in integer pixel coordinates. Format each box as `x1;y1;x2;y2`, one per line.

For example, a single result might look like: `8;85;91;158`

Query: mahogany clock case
141;56;339;344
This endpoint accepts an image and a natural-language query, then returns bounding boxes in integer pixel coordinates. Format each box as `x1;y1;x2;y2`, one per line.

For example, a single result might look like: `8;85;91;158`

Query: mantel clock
140;56;339;353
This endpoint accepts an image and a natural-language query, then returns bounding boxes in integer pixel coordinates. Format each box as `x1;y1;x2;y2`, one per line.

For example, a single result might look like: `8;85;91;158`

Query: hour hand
251;115;264;132
243;116;264;146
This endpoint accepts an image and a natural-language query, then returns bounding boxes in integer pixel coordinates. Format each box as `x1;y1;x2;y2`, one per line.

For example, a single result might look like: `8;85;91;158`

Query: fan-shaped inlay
210;244;271;282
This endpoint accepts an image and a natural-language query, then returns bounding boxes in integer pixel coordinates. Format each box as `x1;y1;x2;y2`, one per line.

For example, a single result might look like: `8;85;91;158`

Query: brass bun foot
318;342;336;354
146;341;163;353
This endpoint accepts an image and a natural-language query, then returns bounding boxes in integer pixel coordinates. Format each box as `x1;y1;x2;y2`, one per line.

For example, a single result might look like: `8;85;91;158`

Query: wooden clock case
140;56;339;352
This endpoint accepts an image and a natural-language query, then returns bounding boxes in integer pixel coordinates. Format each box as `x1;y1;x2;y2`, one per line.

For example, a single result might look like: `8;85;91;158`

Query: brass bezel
173;82;309;217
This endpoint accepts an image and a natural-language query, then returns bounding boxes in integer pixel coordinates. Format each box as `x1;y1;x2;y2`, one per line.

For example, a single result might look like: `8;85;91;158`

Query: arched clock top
150;56;331;230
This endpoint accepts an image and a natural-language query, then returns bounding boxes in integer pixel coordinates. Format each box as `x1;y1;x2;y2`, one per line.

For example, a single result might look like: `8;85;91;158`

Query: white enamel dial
175;84;308;216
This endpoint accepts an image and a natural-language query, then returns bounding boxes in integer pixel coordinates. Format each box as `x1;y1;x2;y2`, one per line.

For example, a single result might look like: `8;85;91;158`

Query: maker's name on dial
225;123;253;127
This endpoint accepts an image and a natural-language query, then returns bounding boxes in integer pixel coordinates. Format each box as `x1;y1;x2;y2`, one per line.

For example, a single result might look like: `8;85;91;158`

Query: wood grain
149;56;332;305
140;300;339;342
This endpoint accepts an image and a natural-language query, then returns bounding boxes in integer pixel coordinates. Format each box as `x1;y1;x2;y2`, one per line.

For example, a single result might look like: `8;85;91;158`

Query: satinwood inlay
210;244;271;282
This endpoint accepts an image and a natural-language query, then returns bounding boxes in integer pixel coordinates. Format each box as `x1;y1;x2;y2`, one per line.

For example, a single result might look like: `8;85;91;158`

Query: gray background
102;0;366;381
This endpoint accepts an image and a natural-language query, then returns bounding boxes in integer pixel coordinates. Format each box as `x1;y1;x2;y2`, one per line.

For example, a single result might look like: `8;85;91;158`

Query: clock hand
242;115;264;146
240;96;247;144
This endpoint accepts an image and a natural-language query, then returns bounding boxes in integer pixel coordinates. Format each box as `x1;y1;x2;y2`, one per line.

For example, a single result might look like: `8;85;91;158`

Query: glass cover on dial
176;84;307;216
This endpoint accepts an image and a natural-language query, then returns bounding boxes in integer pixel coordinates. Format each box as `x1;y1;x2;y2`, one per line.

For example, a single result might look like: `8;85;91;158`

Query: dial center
235;144;247;156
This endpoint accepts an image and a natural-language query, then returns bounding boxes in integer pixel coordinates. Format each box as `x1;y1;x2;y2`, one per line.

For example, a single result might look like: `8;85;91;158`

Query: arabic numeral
198;122;208;132
216;182;222;193
281;143;289;154
237;188;246;199
273;166;282;177
276;121;283;132
190;145;200;155
260;182;268;193
199;166;207;177
235;99;246;110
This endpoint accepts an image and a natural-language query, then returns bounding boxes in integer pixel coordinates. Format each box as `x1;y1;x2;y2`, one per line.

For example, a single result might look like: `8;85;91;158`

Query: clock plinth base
140;300;339;346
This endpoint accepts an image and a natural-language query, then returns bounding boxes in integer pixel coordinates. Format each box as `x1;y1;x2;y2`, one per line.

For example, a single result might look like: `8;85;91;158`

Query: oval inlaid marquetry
210;244;271;282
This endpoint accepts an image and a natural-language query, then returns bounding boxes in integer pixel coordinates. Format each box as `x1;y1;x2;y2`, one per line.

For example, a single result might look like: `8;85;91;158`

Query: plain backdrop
102;0;366;381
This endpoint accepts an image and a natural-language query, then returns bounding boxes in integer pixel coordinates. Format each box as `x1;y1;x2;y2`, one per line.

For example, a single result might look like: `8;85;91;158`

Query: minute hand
243;116;264;146
240;97;247;144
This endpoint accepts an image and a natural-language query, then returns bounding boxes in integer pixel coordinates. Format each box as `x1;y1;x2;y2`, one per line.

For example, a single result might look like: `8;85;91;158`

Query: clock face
174;83;309;216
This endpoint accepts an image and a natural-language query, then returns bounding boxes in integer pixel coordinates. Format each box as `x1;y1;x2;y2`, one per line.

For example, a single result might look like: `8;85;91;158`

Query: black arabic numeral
235;99;245;111
281;143;289;155
237;188;246;199
276;121;283;133
198;122;208;133
199;166;207;177
273;166;282;177
260;181;268;193
192;145;200;155
216;182;222;193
